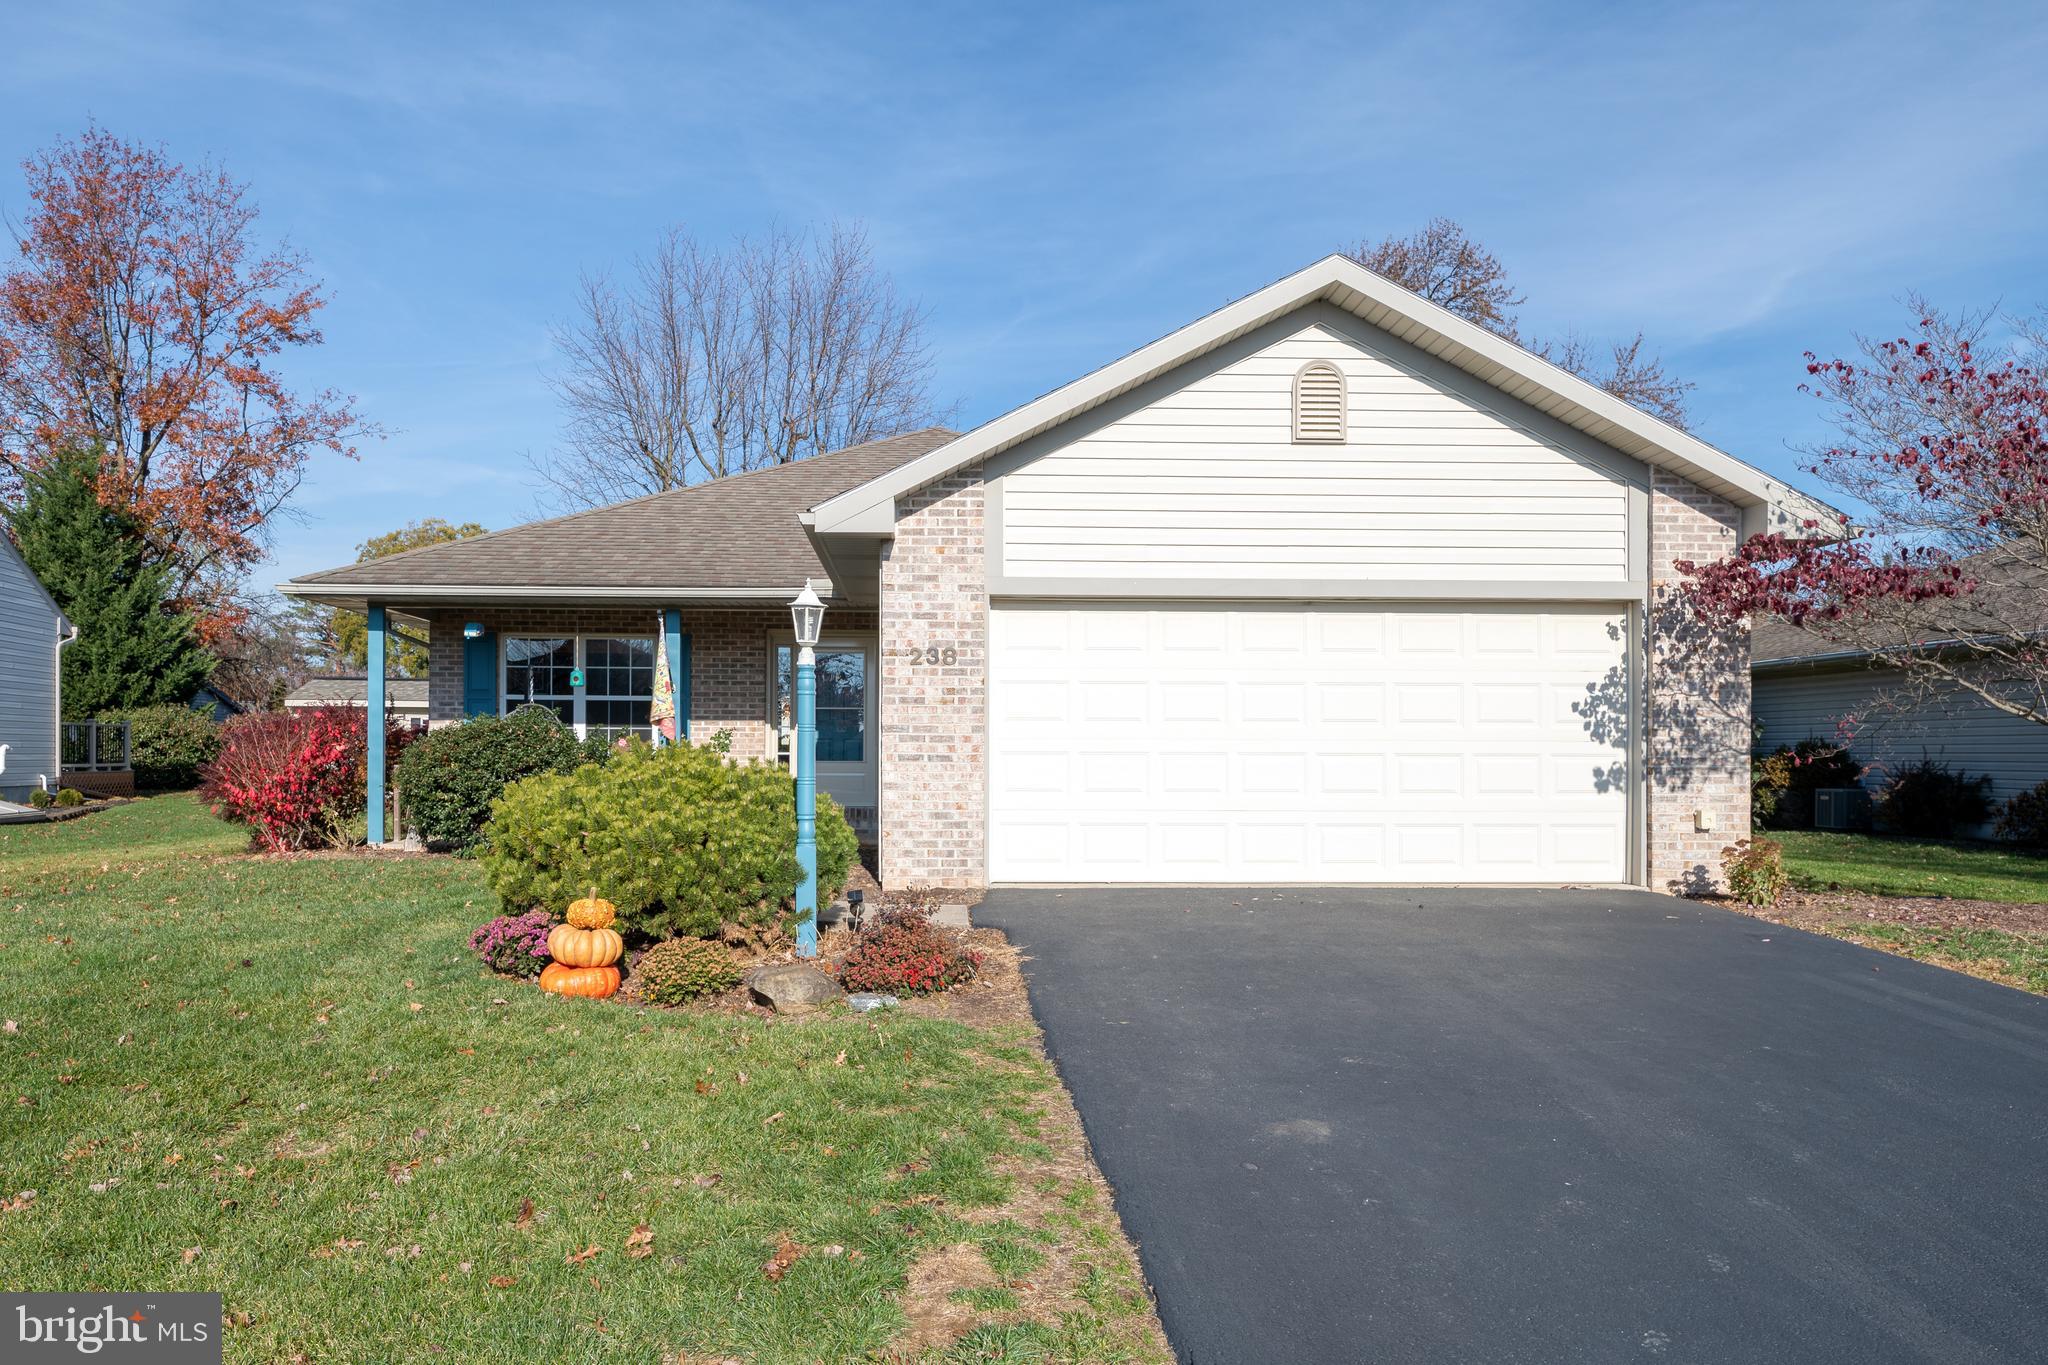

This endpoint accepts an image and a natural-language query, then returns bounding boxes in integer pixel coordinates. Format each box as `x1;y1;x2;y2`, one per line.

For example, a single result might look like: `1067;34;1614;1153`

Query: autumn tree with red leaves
1680;299;2048;728
0;126;373;636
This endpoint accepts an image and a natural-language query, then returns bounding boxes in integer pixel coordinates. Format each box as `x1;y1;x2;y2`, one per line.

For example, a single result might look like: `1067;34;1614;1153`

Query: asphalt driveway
975;888;2048;1364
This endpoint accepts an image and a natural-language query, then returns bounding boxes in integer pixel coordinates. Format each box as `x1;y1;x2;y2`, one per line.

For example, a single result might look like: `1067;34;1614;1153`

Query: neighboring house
284;676;431;728
188;684;245;723
1752;615;2048;834
283;256;1829;891
0;533;74;804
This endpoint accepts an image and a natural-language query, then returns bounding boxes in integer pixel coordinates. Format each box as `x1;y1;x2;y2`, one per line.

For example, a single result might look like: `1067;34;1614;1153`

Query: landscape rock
847;993;898;1012
745;963;845;1014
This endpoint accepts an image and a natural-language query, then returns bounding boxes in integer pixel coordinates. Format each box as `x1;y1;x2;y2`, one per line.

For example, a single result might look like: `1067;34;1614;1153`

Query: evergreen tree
6;449;214;716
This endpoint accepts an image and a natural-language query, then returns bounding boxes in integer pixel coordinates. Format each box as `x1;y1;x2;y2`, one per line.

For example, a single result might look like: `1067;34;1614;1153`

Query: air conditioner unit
1814;788;1871;831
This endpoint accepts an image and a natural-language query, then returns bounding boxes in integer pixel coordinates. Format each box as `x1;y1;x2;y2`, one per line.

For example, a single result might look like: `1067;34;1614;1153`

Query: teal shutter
463;630;498;718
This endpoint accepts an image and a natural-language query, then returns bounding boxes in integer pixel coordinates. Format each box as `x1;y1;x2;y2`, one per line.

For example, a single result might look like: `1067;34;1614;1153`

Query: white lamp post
789;579;825;957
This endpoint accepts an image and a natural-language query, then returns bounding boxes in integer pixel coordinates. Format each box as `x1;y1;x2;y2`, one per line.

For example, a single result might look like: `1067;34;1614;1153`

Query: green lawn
1773;830;2048;904
1836;923;2048;994
0;797;1159;1363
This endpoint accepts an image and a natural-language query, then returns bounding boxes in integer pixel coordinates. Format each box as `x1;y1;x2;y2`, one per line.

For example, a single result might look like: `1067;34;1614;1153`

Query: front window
585;636;654;742
502;635;655;742
775;646;867;763
505;637;574;727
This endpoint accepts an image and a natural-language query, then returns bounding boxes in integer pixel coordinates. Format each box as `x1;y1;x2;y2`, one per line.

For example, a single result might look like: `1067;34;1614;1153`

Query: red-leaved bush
199;706;412;851
836;904;981;995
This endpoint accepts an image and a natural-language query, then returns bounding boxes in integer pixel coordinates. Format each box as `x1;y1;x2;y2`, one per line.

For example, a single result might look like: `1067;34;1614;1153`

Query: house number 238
909;645;957;666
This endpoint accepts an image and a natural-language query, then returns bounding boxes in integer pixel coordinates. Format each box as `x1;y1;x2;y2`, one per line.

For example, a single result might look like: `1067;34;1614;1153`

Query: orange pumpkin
547;923;623;968
565;887;616;930
540;962;620;998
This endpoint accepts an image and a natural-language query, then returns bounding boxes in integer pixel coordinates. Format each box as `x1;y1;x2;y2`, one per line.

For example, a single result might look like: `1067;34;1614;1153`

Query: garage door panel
989;604;1629;883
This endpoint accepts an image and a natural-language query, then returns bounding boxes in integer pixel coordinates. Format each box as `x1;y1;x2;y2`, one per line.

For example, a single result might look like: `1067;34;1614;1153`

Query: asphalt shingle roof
285;677;430;707
288;428;958;592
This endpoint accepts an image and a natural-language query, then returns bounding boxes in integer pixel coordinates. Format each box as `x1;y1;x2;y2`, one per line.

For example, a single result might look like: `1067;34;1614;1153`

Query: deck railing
61;720;132;772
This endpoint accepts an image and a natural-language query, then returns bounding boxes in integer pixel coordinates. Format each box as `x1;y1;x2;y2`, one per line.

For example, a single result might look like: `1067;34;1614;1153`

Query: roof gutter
278;582;828;603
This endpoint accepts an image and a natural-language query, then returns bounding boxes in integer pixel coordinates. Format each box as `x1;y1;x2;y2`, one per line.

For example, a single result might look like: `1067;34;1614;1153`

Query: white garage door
988;604;1631;883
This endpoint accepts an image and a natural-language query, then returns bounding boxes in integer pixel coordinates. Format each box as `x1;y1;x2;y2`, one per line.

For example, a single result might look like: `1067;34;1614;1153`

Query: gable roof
808;255;1839;538
281;428;957;606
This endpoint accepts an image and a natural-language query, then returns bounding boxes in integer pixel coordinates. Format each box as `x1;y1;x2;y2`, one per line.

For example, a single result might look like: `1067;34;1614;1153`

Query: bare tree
1345;219;1695;431
532;223;944;508
1532;332;1696;431
1344;218;1523;339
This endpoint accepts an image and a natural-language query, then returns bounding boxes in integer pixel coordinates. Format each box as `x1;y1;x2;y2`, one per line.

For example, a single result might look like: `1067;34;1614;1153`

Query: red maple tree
0;125;373;635
1680;301;2047;728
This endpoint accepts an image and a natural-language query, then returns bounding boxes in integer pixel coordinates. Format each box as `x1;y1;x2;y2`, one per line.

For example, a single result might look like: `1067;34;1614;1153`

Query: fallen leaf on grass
624;1224;654;1259
691;1173;722;1189
512;1197;534;1229
762;1111;785;1126
760;1236;806;1282
566;1245;602;1266
182;1247;200;1264
2;1020;16;1034
487;1275;517;1289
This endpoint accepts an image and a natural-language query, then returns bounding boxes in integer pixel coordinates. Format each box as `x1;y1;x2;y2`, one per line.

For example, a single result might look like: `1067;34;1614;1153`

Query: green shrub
99;704;221;789
1752;739;1862;830
54;787;85;808
1875;759;1993;837
635;938;742;1004
393;709;588;850
478;742;858;940
1996;780;2048;851
27;788;56;809
1720;836;1787;907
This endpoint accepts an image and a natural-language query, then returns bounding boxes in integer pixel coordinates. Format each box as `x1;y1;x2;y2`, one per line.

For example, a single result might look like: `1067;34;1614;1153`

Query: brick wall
416;604;874;764
878;465;988;888
1645;470;1751;893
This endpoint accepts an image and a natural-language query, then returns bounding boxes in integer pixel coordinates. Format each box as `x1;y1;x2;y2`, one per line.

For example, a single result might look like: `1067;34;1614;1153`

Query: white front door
987;603;1630;883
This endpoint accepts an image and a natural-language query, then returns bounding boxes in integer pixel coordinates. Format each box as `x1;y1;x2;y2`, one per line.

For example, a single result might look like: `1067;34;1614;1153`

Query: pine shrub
635;938;742;1004
477;742;858;940
53;787;85;808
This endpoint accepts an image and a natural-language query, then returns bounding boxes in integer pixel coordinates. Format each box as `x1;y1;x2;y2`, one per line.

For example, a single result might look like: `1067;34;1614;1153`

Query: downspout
50;618;79;793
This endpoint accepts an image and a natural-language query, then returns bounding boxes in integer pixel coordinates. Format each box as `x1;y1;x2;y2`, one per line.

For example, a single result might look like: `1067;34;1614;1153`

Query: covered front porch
351;599;879;845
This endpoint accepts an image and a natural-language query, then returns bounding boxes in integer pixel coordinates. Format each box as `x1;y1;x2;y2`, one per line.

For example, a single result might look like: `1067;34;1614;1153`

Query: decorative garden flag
651;620;676;742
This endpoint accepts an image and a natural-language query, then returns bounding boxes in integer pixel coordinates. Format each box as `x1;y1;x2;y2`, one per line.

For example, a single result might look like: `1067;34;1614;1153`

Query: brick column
1645;470;1752;893
878;466;989;889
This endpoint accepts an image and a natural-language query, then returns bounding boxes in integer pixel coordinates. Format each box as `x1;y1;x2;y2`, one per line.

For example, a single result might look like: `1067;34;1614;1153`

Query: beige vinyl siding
1754;664;2048;832
0;542;63;802
997;323;1631;583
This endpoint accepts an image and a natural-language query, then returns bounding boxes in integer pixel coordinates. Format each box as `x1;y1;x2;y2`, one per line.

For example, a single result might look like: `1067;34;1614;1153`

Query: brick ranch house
283;256;1832;893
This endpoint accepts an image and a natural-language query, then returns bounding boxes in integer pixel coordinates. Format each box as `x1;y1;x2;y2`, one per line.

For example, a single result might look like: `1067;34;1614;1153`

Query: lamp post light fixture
789;580;826;958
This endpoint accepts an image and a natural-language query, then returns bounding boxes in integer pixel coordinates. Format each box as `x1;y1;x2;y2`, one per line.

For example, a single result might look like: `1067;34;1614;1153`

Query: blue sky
6;1;2047;591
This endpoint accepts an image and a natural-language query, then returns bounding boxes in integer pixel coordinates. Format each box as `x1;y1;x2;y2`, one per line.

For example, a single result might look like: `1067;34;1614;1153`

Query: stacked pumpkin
539;889;623;998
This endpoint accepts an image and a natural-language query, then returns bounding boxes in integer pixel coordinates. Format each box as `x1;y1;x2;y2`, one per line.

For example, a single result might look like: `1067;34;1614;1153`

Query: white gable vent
1292;361;1346;443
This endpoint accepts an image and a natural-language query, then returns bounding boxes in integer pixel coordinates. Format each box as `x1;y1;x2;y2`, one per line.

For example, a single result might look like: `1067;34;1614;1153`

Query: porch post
367;604;387;846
